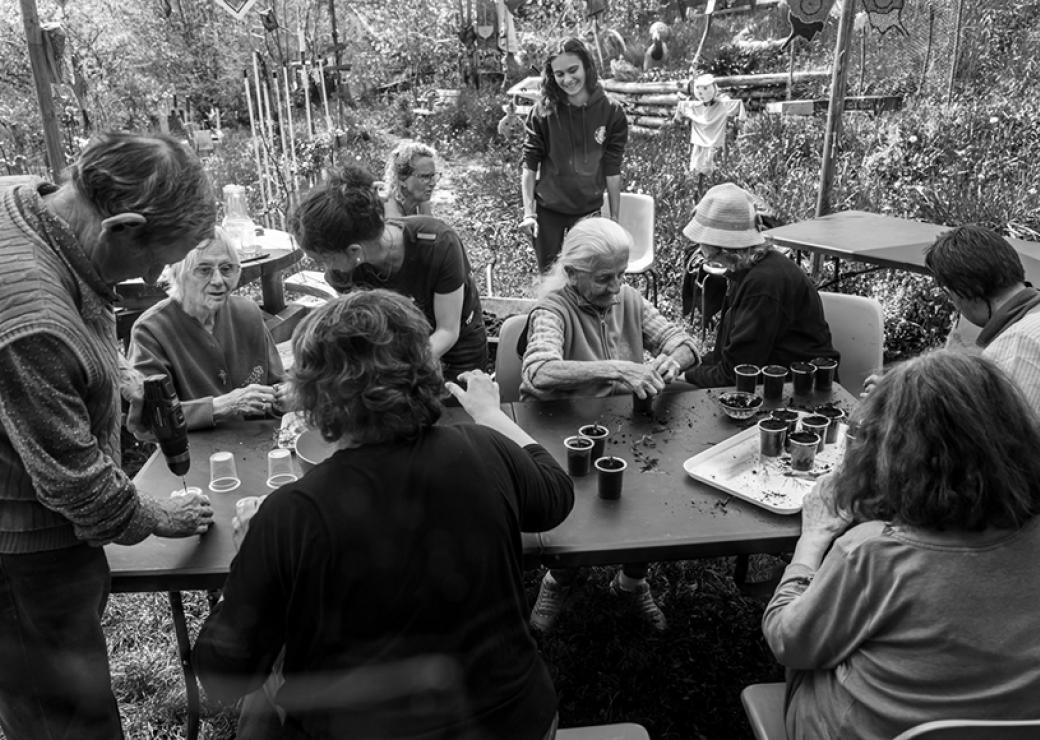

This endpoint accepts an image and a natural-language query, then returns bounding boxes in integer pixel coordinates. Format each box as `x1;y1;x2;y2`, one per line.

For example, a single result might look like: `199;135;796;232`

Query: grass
99;558;785;739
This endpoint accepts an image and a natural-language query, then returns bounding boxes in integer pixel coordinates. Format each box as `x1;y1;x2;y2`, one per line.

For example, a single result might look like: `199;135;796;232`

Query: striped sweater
0;179;157;553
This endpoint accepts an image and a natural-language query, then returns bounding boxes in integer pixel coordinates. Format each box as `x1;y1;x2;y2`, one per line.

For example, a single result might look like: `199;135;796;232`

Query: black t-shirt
332;216;487;373
193;424;574;739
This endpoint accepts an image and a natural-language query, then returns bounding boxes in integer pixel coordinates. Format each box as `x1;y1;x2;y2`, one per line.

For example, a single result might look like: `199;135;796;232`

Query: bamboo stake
272;71;288;157
297;18;313;139
243;71;266;212
947;0;965;103
283;65;299;198
260;75;284;228
252;52;274;226
316;57;333;132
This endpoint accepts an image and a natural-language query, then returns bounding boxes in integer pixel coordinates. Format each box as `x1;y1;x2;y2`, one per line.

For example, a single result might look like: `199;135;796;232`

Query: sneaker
610;572;668;631
530;572;569;632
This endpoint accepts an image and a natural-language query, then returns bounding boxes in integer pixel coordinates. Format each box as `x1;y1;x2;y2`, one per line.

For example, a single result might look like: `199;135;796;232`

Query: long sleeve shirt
194;424;573;739
763;518;1040;739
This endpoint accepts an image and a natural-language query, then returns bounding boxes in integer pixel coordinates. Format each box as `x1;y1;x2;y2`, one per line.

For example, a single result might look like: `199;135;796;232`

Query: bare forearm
468;406;537;448
521;168;537;217
605;175;621;220
429;328;459;360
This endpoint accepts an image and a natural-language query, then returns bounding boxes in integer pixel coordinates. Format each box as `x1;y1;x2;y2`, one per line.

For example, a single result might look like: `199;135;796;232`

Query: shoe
610;572;668;631
530;572;569;632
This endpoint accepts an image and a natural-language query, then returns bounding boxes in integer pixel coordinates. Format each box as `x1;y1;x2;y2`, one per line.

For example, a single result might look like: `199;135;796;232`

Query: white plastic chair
494;313;528;403
740;682;787;740
893;719;1040;740
556;723;650;740
601;192;658;305
818;291;885;396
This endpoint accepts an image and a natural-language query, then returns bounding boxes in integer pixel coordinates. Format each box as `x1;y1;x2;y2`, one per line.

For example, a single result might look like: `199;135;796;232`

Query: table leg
261;270;286;315
169;591;202;740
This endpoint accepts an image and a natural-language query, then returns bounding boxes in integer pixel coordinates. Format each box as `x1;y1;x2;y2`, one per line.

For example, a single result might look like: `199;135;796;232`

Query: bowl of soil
717;391;764;421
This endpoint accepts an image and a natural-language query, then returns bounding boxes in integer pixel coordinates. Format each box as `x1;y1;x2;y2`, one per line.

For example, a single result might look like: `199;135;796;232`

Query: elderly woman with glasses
128;227;286;430
193;289;573;739
291;164;487;383
382;140;439;219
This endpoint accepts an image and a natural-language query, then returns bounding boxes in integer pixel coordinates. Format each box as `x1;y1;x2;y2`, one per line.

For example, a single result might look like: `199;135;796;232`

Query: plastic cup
632;392;655;416
564;436;594;477
788;432;820;472
577;424;610;461
761;365;787;402
790;362;816;396
208;451;241;493
811;357;839;392
800;415;830;451
266;448;299;488
734;364;760;393
595;456;627;500
771;409;800;450
815;404;846;444
758;418;788;459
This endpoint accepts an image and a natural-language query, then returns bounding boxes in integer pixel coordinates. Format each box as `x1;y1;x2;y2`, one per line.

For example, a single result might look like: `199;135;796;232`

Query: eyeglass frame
191;263;242;280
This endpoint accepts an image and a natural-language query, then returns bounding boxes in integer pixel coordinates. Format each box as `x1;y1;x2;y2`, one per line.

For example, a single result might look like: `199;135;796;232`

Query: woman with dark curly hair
763;350;1040;739
520;36;628;272
193;289;574;740
291;165;486;383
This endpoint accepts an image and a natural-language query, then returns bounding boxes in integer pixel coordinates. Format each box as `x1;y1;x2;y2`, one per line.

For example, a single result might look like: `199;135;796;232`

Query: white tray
683;413;847;515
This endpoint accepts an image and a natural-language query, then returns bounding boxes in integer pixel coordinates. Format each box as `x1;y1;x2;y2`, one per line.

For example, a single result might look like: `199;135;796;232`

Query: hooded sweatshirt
523;85;629;217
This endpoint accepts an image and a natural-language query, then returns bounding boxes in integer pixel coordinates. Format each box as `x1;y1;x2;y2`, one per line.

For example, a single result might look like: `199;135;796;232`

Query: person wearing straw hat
682;183;837;389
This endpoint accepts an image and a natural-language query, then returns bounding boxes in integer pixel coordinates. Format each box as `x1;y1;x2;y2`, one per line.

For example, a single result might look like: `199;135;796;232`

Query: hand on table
232;495;266;552
445;370;502;421
214;384;278;421
648;353;682;383
616;361;666;399
155;492;213;538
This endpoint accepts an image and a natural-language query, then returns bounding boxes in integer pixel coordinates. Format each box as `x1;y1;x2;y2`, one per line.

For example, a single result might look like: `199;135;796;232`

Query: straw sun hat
681;182;765;249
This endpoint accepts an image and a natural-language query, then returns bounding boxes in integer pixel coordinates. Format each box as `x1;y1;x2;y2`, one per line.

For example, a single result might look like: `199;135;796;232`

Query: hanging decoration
860;0;908;36
213;0;260;21
783;0;837;47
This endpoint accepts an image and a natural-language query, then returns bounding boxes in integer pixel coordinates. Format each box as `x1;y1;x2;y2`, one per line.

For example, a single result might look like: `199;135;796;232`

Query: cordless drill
142;374;191;486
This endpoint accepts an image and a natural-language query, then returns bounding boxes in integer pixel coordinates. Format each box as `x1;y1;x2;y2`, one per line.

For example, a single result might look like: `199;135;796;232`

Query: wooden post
814;0;857;219
921;4;935;95
786;38;796;100
812;0;857;277
946;0;965;103
19;0;65;180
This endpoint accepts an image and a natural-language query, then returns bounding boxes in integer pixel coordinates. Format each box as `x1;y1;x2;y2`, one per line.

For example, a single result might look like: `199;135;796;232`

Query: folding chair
602;192;658;305
557;723;651;739
494;313;529;403
817;291;885;395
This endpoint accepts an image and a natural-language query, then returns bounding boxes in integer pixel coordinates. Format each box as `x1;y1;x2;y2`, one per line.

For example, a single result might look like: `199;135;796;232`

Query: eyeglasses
413;172;440;183
192;263;241;279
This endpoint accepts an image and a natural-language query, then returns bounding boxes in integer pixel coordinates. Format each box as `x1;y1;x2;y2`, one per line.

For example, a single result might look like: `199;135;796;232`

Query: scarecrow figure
672;73;746;186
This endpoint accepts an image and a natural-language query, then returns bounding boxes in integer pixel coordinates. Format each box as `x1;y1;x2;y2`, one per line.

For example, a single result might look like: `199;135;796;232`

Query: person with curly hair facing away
763;350;1040;739
381;140;439;219
193;289;574;740
520;36;628;272
291;165;487;383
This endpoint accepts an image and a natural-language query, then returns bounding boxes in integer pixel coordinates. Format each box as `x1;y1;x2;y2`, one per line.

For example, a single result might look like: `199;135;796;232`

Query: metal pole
19;0;65;179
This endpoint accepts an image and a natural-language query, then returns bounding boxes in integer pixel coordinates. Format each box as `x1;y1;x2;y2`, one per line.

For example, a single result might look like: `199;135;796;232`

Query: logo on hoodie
594;126;606;145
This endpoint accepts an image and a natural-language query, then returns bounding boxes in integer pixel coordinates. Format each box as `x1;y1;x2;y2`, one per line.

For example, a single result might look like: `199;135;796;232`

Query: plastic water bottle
221;184;259;259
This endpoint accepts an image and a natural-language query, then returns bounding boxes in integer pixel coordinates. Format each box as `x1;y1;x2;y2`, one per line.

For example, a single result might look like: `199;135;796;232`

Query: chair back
818;291;884;395
892;718;1040;740
740;682;788;740
556;723;650;740
494;313;529;403
601;192;655;274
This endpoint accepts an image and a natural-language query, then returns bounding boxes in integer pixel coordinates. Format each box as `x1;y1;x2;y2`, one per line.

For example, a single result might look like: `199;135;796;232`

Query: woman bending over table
128;227;286;430
764;350;1040;739
291;165;487;383
520;217;699;633
193;289;574;739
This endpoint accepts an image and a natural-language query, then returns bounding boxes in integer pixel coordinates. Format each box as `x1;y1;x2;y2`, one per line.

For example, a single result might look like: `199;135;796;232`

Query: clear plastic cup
266;448;299;488
208;451;241;493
